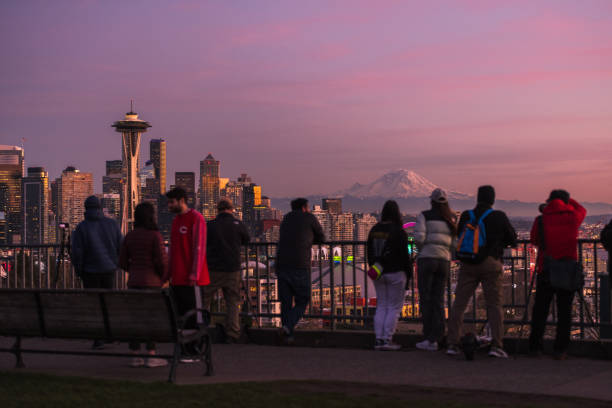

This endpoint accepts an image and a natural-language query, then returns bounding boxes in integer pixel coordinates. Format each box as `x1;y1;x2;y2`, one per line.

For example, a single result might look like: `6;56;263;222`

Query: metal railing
1;240;610;340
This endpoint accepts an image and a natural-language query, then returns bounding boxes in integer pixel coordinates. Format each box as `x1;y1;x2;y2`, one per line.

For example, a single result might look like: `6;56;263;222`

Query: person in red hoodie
166;187;209;362
529;190;586;360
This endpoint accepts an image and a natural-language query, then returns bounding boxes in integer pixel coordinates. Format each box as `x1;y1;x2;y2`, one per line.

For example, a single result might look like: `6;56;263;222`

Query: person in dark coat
71;195;122;349
276;198;325;344
204;199;250;343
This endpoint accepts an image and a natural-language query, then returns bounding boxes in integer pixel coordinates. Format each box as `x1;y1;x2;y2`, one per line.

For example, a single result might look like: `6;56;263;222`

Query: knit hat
430;188;448;203
477;185;495;206
84;195;101;209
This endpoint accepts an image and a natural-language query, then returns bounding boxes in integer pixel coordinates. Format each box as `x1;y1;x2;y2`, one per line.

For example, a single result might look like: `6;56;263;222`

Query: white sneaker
416;340;438;351
146;357;168;368
380;341;401;351
446;345;460;356
488;346;508;359
129;357;145;368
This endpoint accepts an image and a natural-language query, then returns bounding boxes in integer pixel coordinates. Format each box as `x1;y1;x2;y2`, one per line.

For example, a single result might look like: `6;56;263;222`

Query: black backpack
601;221;612;252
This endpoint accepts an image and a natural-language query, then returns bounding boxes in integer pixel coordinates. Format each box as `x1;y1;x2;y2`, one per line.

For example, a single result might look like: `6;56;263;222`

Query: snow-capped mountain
335;169;469;199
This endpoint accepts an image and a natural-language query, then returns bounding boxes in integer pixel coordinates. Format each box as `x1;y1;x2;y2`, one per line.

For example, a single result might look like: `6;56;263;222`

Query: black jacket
71;208;122;275
276;210;325;270
457;204;517;263
206;212;250;272
367;222;412;277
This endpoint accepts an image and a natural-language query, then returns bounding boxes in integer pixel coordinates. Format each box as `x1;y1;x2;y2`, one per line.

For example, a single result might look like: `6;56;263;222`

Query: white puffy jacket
414;209;455;261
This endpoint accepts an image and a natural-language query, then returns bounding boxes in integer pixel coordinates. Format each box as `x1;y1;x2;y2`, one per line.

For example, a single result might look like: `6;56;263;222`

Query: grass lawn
0;372;610;408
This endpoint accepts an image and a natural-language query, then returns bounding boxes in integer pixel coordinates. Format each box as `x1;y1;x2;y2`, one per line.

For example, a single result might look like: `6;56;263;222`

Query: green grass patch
0;371;608;408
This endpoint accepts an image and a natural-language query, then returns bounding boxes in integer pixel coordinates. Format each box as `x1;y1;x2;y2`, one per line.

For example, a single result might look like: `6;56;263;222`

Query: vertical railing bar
579;242;584;340
352;243;357;325
341;244;346;324
329;242;335;331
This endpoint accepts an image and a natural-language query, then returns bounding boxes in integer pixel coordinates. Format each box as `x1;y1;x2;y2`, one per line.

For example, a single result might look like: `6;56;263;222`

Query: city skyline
2;1;612;202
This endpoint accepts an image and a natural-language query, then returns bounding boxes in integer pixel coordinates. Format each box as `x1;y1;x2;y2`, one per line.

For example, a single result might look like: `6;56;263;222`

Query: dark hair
381;200;402;227
166;187;187;201
217;198;233;212
431;200;458;236
548;189;570;204
291;198;308;211
134;202;158;230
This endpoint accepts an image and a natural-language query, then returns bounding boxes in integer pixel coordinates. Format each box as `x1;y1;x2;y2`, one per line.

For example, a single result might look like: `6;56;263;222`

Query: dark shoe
554;351;567;361
92;340;105;350
277;326;291;345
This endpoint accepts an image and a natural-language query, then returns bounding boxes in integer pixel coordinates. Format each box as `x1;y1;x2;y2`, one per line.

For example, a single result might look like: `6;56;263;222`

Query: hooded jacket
276;210;325;270
206;212;250;272
71;199;123;275
530;198;586;271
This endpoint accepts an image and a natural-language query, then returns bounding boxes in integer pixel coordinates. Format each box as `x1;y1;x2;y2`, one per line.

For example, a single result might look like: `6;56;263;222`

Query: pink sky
1;0;611;202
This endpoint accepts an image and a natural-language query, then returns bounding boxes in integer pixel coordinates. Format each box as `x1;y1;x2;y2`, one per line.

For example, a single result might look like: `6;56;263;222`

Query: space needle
112;102;151;233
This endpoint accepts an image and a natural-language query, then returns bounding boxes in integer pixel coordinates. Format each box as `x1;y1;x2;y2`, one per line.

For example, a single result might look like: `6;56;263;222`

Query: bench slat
39;292;106;339
0;292;42;336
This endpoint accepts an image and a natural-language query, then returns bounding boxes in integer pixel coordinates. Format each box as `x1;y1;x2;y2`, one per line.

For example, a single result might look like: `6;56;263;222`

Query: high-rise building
0;145;24;244
102;159;124;222
175;172;196;209
56;167;93;232
221;180;243;218
105;160;123;176
21;167;49;244
157;194;173;244
112;104;151;233
150;139;166;194
355;213;378;260
322;198;342;215
199;153;220;220
242;182;261;234
312;205;331;241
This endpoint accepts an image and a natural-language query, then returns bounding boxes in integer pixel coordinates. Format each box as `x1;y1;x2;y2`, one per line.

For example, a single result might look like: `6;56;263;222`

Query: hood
84;207;104;221
543;199;574;214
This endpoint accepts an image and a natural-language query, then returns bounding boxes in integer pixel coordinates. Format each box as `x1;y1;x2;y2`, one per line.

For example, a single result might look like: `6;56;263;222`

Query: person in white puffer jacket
414;188;457;351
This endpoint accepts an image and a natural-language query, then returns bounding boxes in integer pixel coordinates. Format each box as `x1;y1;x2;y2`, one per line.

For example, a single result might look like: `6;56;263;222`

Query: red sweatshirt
169;209;209;286
530;198;586;273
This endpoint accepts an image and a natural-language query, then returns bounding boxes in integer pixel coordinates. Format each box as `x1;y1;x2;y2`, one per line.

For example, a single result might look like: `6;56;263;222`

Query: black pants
81;273;115;289
128;285;160;351
417;258;449;343
171;285;204;355
529;274;575;353
278;268;311;334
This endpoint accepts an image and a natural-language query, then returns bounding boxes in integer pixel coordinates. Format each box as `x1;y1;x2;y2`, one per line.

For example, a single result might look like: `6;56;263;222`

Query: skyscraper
21;167;49;244
0;145;24;244
322;198;342;215
102;159;124;222
199;153;220;220
150;139;166;194
112;104;151;233
221;180;243;219
242;181;261;235
175;172;196;209
56;167;93;232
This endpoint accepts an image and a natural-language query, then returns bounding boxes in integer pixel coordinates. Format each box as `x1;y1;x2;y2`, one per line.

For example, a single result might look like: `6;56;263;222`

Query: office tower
242;182;261;235
221;180;243;218
112;103;151;233
102;159;124;222
56;167;93;232
175;172;196;209
322;198;342;215
150;139;166;194
355;213;378;260
22;167;49;244
0;145;24;244
312;205;331;241
157;194;173;243
199;153;220;220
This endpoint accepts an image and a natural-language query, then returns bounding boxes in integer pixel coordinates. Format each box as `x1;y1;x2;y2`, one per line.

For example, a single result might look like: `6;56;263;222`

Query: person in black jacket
446;185;517;358
367;200;412;351
204;199;250;343
276;198;325;344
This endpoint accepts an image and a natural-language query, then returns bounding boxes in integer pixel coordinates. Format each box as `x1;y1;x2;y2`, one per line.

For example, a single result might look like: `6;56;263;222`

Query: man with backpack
447;185;517;358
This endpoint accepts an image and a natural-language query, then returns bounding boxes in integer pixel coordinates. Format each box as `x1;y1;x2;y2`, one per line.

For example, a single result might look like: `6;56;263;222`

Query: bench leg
204;334;213;376
168;342;180;384
12;336;25;368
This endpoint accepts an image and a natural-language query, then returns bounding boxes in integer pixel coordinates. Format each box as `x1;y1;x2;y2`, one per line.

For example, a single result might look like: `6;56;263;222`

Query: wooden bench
0;288;213;383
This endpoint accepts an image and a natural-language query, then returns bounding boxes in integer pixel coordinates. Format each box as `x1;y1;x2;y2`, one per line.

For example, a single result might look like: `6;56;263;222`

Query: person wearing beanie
414;188;457;352
446;185;517;358
71;195;123;349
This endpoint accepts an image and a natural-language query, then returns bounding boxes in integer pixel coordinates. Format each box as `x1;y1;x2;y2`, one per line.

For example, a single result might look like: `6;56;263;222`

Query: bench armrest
179;308;211;329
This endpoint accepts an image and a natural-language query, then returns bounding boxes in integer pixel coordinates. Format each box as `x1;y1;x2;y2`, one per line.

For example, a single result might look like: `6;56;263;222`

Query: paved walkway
1;337;611;401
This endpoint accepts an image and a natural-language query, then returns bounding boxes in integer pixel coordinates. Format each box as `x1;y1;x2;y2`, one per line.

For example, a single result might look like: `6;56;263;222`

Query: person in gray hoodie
414;188;457;352
71;195;122;289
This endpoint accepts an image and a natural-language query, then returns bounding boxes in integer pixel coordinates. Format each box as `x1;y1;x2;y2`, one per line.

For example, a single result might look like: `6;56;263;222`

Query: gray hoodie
71;196;122;275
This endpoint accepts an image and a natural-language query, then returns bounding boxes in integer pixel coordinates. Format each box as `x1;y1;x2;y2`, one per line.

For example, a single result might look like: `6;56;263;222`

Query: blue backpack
456;209;493;262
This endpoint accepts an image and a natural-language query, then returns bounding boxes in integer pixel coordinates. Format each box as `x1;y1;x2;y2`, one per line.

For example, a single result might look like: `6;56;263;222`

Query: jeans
417;258;449;342
373;271;407;341
529;274;575;353
278;268;311;334
203;270;242;340
447;257;504;348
